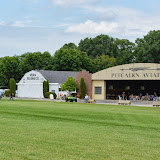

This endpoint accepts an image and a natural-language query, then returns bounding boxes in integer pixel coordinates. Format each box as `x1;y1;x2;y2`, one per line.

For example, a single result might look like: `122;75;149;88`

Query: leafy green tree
4;90;10;97
134;30;160;63
0;56;20;86
43;80;49;97
78;38;94;58
43;81;47;94
61;43;78;50
19;51;53;75
80;51;94;73
46;80;49;92
53;48;93;72
80;78;86;99
93;54;117;73
53;48;81;71
9;78;16;96
41;52;54;70
78;35;136;65
78;34;115;59
60;76;78;92
114;38;135;64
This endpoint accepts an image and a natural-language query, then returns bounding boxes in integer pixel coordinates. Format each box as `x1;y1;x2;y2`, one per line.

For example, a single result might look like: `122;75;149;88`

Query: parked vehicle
66;95;77;102
0;94;2;99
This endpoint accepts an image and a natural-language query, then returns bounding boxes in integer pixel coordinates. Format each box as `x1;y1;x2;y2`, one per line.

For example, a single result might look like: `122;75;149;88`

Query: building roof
38;70;80;84
92;63;160;80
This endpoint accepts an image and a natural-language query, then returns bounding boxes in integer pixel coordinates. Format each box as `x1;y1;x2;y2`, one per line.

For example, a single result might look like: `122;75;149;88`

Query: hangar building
92;63;160;100
17;63;159;100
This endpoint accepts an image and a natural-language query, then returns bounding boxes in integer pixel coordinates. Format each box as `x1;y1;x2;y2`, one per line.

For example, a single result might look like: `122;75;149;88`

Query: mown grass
0;99;160;160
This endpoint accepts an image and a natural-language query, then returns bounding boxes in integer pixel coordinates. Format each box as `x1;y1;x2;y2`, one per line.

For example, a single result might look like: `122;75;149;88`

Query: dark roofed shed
38;70;80;84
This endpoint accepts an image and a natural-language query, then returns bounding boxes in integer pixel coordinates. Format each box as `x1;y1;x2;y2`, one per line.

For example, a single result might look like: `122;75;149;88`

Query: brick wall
76;70;92;98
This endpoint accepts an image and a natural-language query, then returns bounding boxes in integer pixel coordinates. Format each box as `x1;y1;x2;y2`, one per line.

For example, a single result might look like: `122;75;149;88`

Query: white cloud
65;20;118;34
11;20;33;27
0;21;5;26
51;0;101;7
65;5;160;39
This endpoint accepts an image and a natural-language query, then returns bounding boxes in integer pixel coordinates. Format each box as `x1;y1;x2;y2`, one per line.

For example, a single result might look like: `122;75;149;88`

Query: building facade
76;70;92;98
17;70;80;98
92;63;160;100
17;63;160;100
17;70;92;99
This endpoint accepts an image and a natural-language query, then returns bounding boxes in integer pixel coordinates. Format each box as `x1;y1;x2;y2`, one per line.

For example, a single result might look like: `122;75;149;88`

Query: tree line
1;30;160;87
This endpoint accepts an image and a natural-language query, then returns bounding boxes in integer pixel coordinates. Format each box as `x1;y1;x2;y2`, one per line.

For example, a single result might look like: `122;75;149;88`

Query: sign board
19;71;45;83
92;63;160;80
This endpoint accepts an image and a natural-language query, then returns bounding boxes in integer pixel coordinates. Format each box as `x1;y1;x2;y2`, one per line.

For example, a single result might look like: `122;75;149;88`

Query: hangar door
18;84;44;98
106;80;160;99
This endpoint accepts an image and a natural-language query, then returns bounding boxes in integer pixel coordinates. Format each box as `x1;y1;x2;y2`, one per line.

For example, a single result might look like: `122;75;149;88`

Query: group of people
143;92;158;101
0;92;14;100
119;92;158;101
84;94;90;102
60;93;66;100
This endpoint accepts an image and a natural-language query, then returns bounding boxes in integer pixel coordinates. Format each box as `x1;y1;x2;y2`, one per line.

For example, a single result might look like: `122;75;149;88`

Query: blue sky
0;0;160;57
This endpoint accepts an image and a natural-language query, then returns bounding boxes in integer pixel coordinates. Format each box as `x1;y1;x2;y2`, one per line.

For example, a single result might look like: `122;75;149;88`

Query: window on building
108;85;113;89
52;90;55;93
140;86;145;90
95;87;102;94
125;86;130;90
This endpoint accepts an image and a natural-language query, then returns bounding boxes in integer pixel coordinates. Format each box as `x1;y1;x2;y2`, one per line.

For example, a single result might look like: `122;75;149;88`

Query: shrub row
44;92;57;99
4;90;10;97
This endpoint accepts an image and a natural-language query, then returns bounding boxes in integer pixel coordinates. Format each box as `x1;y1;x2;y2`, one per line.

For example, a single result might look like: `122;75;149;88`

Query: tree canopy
0;56;20;86
53;48;93;72
1;30;160;87
80;78;86;99
78;35;115;59
19;51;53;75
114;38;135;64
93;54;117;73
134;30;160;63
78;35;135;66
60;76;78;92
9;78;16;95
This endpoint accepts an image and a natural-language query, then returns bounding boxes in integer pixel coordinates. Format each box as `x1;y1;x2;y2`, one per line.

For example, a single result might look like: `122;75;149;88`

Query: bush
53;93;57;99
10;78;16;96
4;90;10;97
44;92;57;99
80;78;86;99
43;80;49;97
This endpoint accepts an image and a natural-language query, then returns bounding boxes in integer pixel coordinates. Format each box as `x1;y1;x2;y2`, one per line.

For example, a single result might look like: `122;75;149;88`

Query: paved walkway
96;100;153;107
79;99;154;107
3;97;156;107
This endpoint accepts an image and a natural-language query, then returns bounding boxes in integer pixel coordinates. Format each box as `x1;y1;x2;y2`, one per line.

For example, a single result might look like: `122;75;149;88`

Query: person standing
77;94;80;102
60;93;62;100
10;93;14;100
154;92;157;101
122;92;125;100
84;94;89;102
140;93;142;100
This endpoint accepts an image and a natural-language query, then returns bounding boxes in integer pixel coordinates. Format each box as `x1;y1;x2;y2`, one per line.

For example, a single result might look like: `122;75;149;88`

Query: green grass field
0;100;160;160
